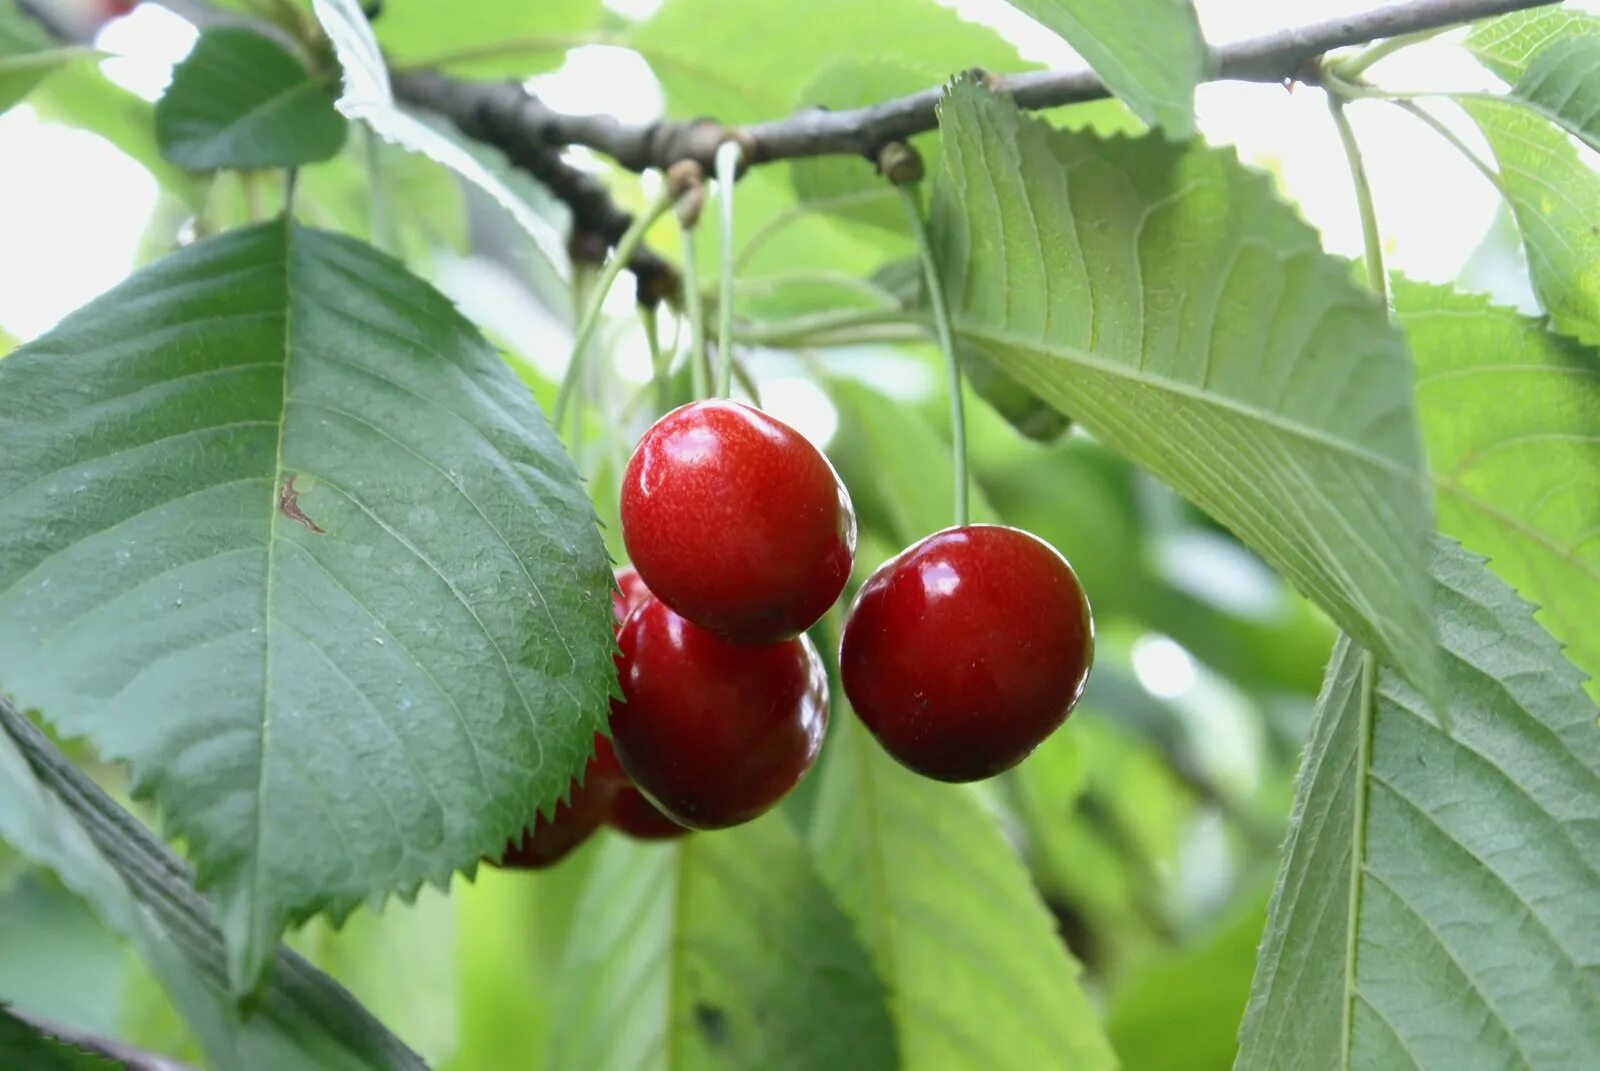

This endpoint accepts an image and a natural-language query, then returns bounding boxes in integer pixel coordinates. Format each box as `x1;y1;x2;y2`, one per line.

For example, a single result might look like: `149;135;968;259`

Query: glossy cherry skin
495;737;625;869
610;596;828;829
840;525;1093;783
605;566;689;840
620;400;856;645
608;786;691;840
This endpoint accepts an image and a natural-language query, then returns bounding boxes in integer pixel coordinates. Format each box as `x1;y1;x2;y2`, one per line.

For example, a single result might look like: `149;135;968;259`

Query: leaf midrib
1339;651;1378;1071
247;215;296;988
1435;477;1600;585
951;321;1421;482
177;75;332;157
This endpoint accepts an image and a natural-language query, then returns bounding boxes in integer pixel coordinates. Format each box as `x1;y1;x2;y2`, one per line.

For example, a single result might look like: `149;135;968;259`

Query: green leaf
869;259;1071;442
641;0;1028;288
0;699;426;1069
1236;538;1600;1071
0;1008;118;1071
544;819;899;1070
633;0;1025;124
1500;34;1600;152
0;871;140;1039
826;376;999;554
0;220;615;995
811;714;1115;1070
292;890;458;1066
996;0;1203;134
1398;281;1600;702
788;62;928;234
1107;889;1269;1071
1467;7;1600;83
931;82;1437;703
0;1;95;115
373;0;600;77
447;859;593;1069
310;0;567;276
156;28;345;171
1463;96;1600;346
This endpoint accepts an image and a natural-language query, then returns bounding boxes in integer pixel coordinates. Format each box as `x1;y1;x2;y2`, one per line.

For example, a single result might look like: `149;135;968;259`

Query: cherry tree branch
393;0;1553;173
24;0;1555;296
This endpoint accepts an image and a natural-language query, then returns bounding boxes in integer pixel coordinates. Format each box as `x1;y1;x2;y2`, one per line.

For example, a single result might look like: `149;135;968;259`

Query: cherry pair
604;400;853;829
504;393;1095;867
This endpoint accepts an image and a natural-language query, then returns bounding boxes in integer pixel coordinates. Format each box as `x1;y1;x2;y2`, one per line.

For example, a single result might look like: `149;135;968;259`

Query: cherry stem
897;181;969;528
641;302;672;412
1329;22;1454;80
1327;96;1388;306
1328;92;1454;737
553;186;672;433
567;262;599;458
679;211;711;399
714;140;742;398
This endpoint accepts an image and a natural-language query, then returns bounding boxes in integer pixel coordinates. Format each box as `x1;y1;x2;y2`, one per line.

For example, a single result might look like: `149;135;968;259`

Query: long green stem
552;189;673;433
714;141;742;397
680;217;710;400
897;183;968;527
566;263;599;460
242;171;262;222
1388;99;1512;197
364;126;394;254
282;166;300;218
1327;89;1454;746
733;306;925;347
732;189;891;272
1319;69;1496;106
1328;98;1388;306
641;303;672;412
734;270;899;305
1331;22;1456;80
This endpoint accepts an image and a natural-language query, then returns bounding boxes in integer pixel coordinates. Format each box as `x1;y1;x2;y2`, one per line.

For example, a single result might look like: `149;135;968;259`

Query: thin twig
393;0;1553;174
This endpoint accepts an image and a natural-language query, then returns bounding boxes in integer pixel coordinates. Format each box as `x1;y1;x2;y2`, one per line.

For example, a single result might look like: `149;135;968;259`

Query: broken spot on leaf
279;474;325;534
693;1001;729;1046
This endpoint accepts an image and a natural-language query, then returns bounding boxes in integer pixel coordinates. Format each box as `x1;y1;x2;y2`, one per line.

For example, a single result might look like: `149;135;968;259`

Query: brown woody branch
404;80;679;303
28;0;1557;298
394;0;1553;174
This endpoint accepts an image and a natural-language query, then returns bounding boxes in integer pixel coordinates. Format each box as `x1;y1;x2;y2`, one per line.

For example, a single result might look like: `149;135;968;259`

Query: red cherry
605;571;688;840
620;400;855;644
608;786;690;840
610;596;828;829
494;736;624;870
840;525;1093;782
612;564;651;624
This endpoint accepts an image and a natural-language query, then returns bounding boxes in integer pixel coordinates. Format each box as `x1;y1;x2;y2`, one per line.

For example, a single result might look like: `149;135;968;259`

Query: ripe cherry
495;736;624;870
620;400;856;645
840;525;1093;782
608;786;690;840
610;596;828;829
605;565;690;841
